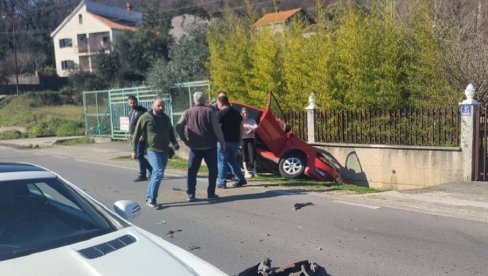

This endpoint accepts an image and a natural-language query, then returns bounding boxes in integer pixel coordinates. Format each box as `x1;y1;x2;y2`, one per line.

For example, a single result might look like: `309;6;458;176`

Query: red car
232;93;344;183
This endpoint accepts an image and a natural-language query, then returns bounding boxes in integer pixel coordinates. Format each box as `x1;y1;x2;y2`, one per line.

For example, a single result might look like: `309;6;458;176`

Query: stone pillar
306;93;317;143
460;84;480;181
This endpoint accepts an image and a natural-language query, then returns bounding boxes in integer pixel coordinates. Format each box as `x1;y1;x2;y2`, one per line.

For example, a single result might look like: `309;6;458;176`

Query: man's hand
131;151;136;160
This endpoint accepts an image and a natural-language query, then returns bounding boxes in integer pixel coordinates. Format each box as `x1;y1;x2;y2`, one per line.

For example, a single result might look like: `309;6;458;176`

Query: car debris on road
293;202;314;211
238;258;328;276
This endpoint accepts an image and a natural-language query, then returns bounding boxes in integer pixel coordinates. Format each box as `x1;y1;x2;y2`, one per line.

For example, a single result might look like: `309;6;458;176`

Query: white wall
53;6;112;76
316;144;464;190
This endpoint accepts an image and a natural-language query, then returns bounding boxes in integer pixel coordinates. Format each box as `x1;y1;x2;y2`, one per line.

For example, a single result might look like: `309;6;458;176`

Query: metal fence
169;80;211;124
284;107;460;147
283;111;307;140
83;86;161;140
83;81;210;140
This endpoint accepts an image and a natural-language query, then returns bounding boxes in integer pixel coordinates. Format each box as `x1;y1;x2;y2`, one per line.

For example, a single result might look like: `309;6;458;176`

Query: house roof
253;8;302;27
88;12;136;31
51;0;141;37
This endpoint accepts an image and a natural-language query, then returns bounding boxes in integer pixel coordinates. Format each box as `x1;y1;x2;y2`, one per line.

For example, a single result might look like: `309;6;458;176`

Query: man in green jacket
131;97;179;208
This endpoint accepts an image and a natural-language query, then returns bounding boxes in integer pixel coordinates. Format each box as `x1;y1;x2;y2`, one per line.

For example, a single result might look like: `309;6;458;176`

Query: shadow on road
159;187;331;209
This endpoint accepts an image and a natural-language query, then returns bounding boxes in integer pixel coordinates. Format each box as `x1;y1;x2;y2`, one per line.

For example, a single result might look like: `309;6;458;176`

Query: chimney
126;2;132;11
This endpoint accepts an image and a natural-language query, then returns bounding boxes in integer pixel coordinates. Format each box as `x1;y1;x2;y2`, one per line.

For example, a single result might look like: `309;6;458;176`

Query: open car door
254;93;288;155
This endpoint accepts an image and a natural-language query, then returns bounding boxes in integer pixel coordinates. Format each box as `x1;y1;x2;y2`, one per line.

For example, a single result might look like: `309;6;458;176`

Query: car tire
279;153;306;179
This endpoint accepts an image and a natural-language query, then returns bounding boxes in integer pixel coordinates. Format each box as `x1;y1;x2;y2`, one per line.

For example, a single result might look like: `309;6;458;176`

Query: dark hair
218;90;227;96
217;95;230;106
127;95;137;102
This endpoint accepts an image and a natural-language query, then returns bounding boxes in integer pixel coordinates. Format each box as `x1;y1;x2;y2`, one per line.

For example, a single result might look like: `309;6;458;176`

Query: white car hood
0;226;227;276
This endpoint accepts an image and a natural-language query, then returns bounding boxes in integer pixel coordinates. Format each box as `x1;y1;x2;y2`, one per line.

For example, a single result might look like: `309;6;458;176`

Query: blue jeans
136;140;152;177
187;147;218;197
217;142;244;186
146;150;169;202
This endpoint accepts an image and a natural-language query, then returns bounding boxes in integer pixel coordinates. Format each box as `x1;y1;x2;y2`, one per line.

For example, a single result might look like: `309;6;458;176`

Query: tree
402;0;458;108
207;5;255;104
249;28;282;105
0;0;79;75
147;24;210;94
112;0;211;86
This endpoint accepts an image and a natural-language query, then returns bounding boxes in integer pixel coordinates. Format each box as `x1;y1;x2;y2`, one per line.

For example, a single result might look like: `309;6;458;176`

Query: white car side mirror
114;200;141;222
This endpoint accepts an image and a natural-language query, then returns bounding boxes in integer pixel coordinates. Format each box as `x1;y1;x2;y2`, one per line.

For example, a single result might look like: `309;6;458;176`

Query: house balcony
74;42;112;55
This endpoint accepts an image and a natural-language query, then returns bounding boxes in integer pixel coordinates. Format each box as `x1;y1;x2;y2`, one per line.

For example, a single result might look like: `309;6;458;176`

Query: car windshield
0;177;126;261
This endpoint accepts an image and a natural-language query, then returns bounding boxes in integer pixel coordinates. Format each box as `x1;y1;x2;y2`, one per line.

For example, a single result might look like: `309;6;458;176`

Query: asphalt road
2;145;488;275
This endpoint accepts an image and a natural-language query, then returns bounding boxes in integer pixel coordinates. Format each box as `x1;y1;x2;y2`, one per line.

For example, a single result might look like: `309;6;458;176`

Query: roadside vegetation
0;91;84;139
111;154;379;193
2;0;484;191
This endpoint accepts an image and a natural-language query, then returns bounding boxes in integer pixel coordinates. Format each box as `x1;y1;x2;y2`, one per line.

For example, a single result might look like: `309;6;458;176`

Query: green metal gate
108;87;168;140
83;81;210;140
83;86;170;140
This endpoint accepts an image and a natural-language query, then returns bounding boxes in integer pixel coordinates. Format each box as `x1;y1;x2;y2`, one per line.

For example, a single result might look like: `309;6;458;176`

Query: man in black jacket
216;95;246;188
128;95;152;181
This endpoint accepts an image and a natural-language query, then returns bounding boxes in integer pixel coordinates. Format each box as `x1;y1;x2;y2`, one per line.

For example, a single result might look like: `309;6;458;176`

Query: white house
50;1;141;77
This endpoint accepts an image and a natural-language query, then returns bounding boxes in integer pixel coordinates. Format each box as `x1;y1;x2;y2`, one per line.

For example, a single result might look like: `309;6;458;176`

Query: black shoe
207;194;220;200
234;179;247;187
134;175;147;182
145;199;157;208
187;194;196;202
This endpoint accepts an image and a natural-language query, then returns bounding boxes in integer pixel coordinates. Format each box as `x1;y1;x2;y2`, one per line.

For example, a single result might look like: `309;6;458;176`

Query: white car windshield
0;177;127;261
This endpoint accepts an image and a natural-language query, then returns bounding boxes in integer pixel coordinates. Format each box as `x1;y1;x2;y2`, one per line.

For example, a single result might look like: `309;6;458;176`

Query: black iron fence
284;108;460;147
283;111;307;140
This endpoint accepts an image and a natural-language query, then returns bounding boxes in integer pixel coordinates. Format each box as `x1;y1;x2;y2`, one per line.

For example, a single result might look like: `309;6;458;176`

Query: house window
79;14;83;24
61;60;75;70
59;38;72;48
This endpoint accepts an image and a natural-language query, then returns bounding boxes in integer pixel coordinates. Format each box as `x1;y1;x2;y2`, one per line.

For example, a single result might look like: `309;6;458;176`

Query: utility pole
2;15;20;96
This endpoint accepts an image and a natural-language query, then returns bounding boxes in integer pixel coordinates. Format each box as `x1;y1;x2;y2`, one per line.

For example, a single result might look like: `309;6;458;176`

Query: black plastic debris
293;202;314;211
165;229;182;238
237;258;328;276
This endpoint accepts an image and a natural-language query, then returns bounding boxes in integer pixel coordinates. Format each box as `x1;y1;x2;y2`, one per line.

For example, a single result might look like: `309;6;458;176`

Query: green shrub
69;72;108;91
27;122;53;137
54;120;85;136
0;130;24;140
26;118;85;137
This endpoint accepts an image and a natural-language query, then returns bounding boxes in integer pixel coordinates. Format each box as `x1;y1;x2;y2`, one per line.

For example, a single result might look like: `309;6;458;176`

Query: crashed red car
232;93;343;183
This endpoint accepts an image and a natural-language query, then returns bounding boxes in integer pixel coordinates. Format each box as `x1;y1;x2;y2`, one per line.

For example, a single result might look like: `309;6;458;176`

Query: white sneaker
244;171;252;179
251;170;257;177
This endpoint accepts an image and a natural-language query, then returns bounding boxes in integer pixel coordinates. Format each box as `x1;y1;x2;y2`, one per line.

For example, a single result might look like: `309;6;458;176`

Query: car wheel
279;153;306;179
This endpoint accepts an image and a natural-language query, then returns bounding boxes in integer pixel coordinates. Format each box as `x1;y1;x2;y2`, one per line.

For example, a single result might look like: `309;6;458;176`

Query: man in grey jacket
176;91;226;202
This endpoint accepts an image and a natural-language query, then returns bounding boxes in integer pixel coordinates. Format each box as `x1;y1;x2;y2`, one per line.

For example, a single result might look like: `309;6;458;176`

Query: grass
249;174;382;193
112;155;381;194
0;130;24;139
0;95;83;127
0;93;85;139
